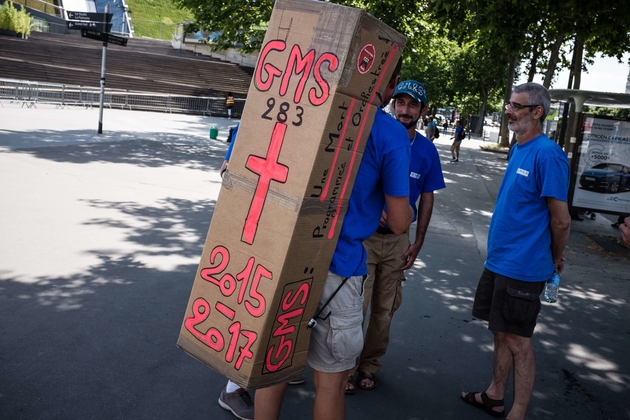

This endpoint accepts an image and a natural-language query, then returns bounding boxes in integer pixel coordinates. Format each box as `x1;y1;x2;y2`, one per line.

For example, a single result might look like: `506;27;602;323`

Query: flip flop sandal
345;373;356;395
461;391;505;418
357;371;378;390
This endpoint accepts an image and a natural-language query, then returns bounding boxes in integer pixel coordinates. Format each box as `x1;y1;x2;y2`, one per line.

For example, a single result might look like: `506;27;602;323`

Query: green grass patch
126;0;192;40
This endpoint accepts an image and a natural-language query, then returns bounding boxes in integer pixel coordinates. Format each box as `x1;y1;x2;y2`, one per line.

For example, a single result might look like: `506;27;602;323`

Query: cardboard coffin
177;0;406;389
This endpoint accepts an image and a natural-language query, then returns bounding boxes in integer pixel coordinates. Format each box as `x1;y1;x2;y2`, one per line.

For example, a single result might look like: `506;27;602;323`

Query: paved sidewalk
1;104;629;420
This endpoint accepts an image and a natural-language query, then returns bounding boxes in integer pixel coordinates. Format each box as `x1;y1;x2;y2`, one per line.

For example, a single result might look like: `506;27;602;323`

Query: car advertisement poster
571;115;630;214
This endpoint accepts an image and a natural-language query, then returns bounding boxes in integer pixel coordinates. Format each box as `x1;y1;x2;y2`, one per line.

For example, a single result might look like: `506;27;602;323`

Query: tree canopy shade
174;0;425;52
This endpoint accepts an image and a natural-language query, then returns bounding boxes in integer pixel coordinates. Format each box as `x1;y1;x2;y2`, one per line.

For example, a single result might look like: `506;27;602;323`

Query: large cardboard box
177;0;406;389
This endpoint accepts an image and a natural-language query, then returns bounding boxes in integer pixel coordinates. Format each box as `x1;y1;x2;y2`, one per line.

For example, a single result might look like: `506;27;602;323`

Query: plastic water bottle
543;269;561;303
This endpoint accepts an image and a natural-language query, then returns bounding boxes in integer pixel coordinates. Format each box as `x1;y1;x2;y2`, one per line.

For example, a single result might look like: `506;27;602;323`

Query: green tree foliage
173;0;274;52
583;106;630;119
0;1;34;36
424;0;537;144
400;21;456;111
174;0;630;134
449;39;506;131
569;0;630;89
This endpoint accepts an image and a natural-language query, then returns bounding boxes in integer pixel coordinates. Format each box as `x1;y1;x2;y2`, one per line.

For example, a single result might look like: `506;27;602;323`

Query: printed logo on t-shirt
410;172;421;179
516;168;529;177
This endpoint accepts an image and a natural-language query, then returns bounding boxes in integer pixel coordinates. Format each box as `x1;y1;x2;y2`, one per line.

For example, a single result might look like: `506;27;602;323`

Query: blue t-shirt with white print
485;134;569;282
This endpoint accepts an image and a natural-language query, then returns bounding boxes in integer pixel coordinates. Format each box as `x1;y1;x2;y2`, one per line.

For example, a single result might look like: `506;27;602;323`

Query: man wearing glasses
461;83;571;420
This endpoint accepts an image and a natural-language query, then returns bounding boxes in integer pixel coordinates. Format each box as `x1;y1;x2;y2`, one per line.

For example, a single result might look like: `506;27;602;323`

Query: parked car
579;163;630;193
484;118;499;127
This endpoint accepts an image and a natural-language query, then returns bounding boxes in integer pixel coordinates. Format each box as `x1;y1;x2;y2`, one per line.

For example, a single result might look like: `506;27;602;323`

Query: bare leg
486;331;512;400
462;331;535;418
461;331;510;415
254;382;288;420
313;369;347;420
505;333;536;420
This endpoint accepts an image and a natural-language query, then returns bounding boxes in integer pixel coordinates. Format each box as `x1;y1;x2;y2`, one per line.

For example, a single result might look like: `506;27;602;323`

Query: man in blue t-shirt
255;59;413;420
450;119;463;162
461;83;571;420
349;80;445;392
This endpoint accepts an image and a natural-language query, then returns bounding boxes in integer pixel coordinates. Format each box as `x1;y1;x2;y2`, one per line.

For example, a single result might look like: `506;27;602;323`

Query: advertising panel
571;115;630;214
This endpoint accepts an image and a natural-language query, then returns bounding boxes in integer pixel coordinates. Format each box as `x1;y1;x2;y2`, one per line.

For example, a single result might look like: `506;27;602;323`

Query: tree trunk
528;46;542;83
499;55;517;147
476;86;488;135
572;33;585;89
542;32;565;88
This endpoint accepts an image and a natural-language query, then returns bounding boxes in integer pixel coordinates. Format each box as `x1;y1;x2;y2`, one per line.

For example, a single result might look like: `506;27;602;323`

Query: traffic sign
67;11;112;22
67;20;112;32
81;29;128;47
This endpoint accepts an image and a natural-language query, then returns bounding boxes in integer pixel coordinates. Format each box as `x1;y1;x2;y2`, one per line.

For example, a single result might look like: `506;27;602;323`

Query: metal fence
0;78;245;117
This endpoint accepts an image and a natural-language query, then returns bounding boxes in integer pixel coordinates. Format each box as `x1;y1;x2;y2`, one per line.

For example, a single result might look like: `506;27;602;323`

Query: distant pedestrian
460;82;571;420
442;119;448;133
450;120;463;162
225;92;235;118
425;116;437;142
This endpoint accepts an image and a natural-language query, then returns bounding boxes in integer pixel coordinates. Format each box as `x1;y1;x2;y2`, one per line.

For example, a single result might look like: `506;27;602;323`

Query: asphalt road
1;103;629;419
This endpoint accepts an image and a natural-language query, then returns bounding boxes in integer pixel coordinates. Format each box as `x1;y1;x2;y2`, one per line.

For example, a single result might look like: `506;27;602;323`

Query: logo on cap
394;80;427;105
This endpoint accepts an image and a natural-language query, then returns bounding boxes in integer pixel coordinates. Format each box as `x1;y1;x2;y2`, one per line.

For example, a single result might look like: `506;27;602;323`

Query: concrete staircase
0;31;254;98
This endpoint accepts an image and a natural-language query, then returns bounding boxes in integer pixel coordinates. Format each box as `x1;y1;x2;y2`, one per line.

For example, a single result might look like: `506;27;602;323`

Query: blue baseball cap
393;80;427;106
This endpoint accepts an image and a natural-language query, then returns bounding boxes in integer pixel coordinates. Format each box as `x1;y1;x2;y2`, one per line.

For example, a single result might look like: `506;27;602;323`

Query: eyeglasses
504;102;541;111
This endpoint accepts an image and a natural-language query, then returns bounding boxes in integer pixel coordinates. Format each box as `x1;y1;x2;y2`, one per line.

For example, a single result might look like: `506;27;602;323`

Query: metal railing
0;78;245;117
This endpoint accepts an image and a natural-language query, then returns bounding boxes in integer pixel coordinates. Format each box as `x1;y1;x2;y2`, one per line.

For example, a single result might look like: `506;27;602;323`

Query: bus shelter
549;89;630;217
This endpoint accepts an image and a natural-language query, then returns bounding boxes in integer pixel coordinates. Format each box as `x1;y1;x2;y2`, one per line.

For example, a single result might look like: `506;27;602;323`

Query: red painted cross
242;122;289;244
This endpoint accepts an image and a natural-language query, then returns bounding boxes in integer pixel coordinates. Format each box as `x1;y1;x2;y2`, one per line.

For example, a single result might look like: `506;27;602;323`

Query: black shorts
472;268;545;338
